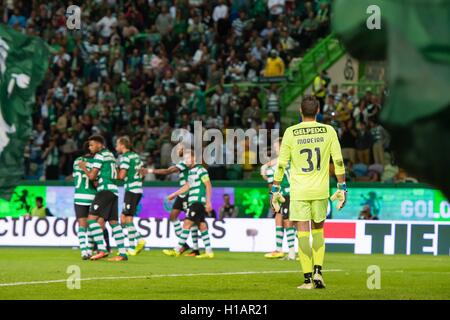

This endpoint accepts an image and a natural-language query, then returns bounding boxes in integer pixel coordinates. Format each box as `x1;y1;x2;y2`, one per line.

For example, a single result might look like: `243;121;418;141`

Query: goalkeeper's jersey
119;151;144;194
266;163;290;196
274;121;345;200
73;156;96;206
175;161;190;198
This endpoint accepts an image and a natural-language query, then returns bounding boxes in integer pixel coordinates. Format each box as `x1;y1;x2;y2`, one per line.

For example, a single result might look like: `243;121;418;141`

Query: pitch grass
0;248;449;300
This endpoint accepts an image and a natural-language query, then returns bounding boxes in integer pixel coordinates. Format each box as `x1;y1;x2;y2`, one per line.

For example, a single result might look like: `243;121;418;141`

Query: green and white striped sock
78;226;87;256
111;223;127;255
173;220;182;237
176;228;190;252
286;227;296;252
126;223;141;250
191;225;199;250
276;226;284;252
86;230;94;255
87;220;107;252
201;230;213;254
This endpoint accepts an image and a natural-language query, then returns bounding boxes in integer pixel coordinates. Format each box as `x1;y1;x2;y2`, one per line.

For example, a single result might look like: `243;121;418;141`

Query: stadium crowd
1;0;412;183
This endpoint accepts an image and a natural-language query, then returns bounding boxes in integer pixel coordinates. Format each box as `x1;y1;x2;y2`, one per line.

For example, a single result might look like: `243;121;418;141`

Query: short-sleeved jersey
187;164;210;205
266;162;290;196
119;151;144;194
73;156;96;206
92;148;119;195
274;121;345;200
176;161;190;198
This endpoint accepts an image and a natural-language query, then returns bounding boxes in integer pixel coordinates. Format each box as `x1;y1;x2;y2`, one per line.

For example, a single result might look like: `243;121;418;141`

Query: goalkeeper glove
330;182;347;210
270;185;285;213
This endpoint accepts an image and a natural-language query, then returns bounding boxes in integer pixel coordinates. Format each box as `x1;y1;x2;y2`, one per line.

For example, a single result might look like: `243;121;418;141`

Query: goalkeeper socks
201;229;213;254
286;227;296;250
126;223;141;250
298;231;313;274
191;225;199;250
176;228;190;252
78;226;88;256
173;220;182;237
312;228;325;267
276;226;284;251
111;223;127;255
88;220;107;252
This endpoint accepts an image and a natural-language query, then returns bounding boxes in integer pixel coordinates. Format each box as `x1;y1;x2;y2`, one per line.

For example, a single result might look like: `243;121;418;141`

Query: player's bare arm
167;183;190;201
117;168;127;181
141;165;179;176
79;162;99;181
260;158;278;181
203;177;212;213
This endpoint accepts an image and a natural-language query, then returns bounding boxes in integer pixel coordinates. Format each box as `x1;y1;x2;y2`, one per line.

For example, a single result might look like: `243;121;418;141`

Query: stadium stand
2;0;410;183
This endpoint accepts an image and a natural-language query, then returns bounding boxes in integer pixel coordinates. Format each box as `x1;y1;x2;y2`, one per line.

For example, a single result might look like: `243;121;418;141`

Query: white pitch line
0;269;343;288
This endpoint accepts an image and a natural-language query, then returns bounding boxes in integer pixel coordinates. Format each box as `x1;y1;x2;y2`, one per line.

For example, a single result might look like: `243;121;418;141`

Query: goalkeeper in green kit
271;96;347;289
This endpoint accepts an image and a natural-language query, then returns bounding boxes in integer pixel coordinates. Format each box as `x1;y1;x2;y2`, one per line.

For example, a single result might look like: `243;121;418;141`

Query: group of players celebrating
72;95;347;289
73;136;215;262
73;135;146;261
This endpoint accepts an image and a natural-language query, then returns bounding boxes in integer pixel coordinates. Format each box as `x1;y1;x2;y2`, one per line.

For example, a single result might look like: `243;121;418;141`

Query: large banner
330;187;450;221
0;217;449;255
1;184;449;222
0;185;277;219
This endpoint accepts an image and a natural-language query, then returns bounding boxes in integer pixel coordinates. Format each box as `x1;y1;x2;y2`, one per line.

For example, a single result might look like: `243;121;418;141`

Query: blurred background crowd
1;0;416;184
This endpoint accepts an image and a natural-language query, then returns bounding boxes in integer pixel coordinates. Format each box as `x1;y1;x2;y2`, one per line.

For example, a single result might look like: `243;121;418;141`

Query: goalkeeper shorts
289;199;328;223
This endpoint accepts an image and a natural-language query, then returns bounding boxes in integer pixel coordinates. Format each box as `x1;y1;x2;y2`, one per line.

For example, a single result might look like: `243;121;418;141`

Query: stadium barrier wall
0;217;449;255
1;182;449;221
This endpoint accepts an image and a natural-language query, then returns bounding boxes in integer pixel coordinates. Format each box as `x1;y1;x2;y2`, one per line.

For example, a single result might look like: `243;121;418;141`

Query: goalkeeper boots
297;274;315;290
313;266;326;289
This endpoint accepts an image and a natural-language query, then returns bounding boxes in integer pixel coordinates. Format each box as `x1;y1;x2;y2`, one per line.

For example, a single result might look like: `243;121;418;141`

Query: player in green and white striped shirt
163;149;215;259
78;135;128;262
266;161;296;260
261;138;296;260
73;151;96;260
115;136;146;256
141;144;201;256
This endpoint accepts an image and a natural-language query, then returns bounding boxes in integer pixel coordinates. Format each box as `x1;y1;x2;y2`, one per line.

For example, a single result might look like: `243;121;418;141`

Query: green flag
332;0;450;199
0;25;50;200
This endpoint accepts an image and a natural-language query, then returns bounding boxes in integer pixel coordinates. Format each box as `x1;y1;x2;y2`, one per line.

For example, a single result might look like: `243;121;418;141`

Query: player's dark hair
88;134;105;145
300;95;319;118
117;136;132;150
82;141;92;158
36;197;43;203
